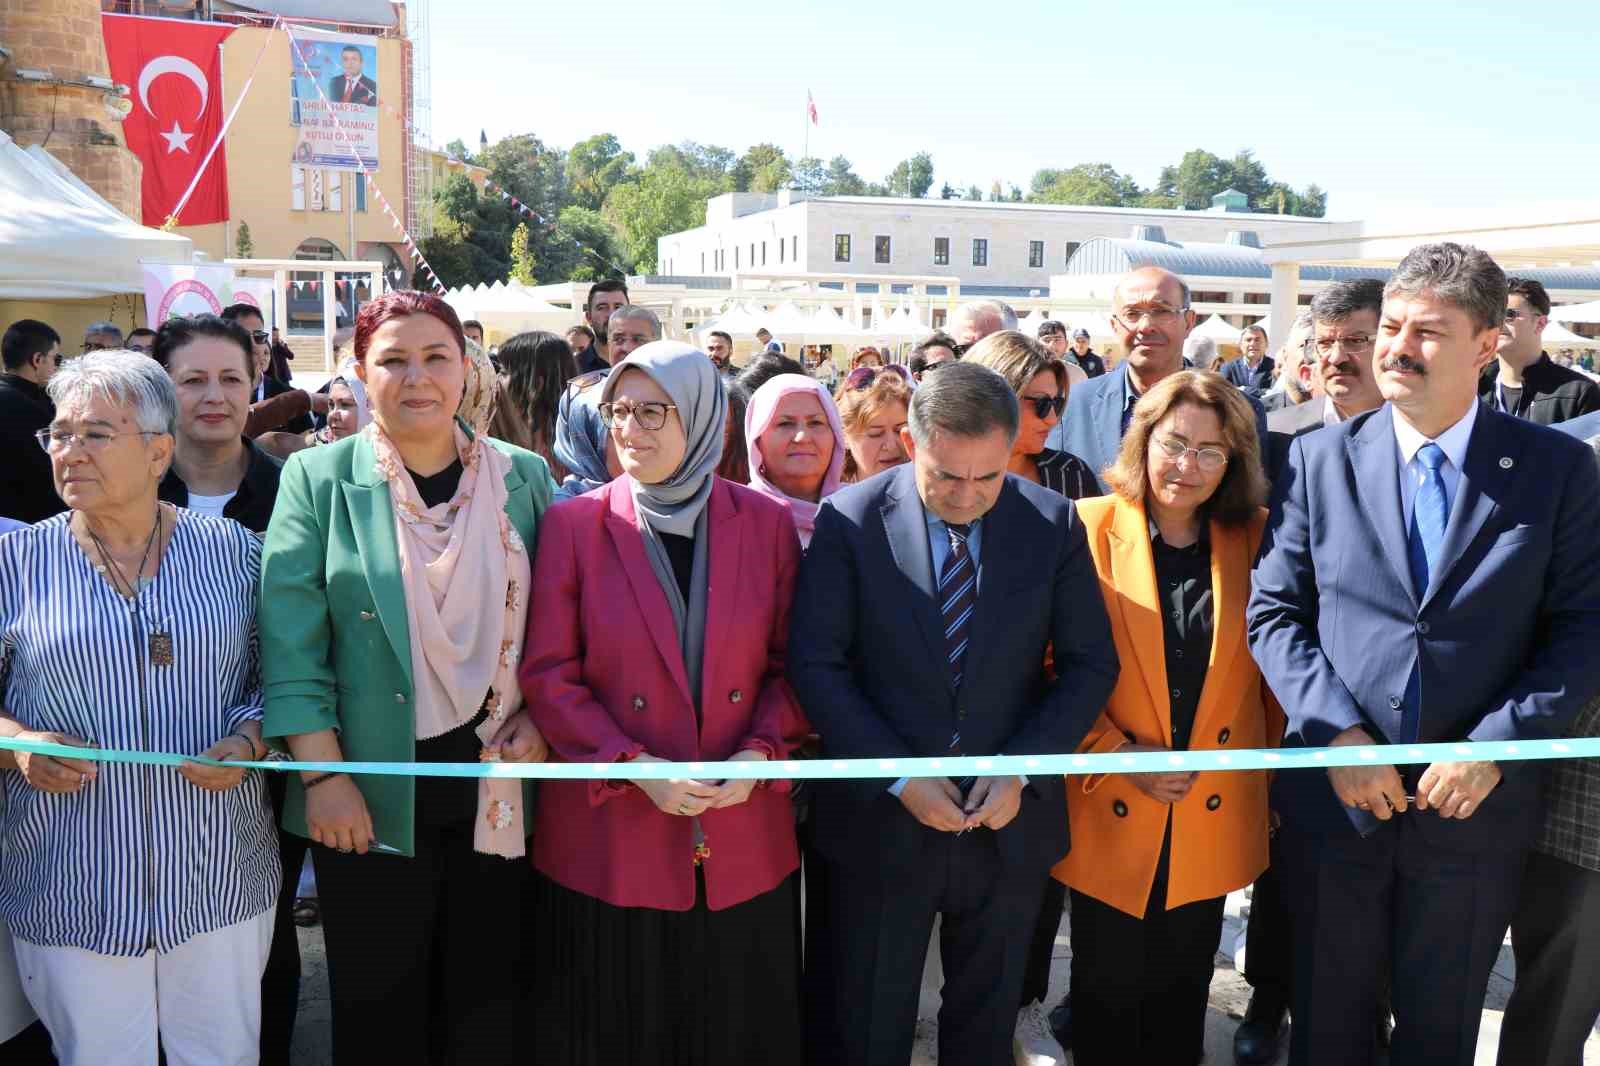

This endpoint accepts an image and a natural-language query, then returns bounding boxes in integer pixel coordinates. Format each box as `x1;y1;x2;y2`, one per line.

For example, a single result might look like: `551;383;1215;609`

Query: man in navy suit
1248;242;1600;1066
789;362;1119;1066
328;46;377;106
1049;266;1266;493
1221;323;1277;395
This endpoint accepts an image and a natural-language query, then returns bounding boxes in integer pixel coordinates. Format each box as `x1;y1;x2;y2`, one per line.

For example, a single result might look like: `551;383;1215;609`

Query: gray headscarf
553;370;611;500
601;341;726;537
601;341;726;716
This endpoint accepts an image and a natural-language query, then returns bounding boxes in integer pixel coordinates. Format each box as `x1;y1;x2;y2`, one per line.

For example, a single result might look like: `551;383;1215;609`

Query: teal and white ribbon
1;735;1595;779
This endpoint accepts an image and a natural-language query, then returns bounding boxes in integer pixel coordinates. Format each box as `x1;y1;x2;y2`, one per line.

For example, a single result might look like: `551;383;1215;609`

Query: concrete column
1267;262;1300;351
273;269;288;332
321;268;337;370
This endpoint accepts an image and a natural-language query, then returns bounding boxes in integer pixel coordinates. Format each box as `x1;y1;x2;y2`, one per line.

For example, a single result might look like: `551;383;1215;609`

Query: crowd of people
0;250;1599;1066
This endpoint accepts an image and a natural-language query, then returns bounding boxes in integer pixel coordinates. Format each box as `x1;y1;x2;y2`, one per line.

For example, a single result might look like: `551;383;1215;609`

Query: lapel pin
1499;457;1514;469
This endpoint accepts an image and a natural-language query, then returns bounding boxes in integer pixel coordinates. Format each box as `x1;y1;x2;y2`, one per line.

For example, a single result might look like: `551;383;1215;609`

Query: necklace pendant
149;631;175;668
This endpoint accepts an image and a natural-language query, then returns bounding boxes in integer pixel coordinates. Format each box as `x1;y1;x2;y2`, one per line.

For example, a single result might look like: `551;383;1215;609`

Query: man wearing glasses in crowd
908;331;960;382
0;319;67;523
81;321;122;353
1050;266;1267;494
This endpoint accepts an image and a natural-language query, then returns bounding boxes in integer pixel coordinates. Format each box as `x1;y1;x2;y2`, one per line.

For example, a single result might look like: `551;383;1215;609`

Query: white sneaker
1013;999;1067;1066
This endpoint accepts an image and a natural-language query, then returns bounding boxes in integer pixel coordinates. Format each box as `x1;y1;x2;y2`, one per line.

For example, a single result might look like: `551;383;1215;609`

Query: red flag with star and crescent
101;14;233;227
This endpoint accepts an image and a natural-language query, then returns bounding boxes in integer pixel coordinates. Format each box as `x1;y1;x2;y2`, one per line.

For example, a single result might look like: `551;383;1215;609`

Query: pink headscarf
745;373;846;547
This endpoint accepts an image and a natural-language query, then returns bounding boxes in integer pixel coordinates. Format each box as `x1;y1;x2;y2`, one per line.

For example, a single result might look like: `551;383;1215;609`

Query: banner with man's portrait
291;32;379;171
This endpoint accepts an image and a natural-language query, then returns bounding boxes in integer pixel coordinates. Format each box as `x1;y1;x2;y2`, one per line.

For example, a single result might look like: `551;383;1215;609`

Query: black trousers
813;832;1046;1066
1500;850;1600;1065
313;820;531;1065
1242;830;1293;1003
1020;877;1066;1006
1067;865;1225;1066
0;1021;54;1065
260;769;307;1066
1282;815;1525;1066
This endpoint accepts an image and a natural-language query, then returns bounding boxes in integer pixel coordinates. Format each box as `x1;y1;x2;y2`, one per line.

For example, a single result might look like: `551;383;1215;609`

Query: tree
822;156;866;196
1028;163;1142;207
963;184;984;201
939;181;956;200
443;138;471;163
792;156;826;194
234;221;253;259
547;205;628;282
732;143;793;192
1168;149;1232;209
605;162;722;273
884;152;935;198
509;222;536;284
567;133;635;212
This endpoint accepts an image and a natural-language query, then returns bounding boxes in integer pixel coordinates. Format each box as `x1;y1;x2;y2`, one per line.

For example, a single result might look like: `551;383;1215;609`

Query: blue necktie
1400;443;1449;742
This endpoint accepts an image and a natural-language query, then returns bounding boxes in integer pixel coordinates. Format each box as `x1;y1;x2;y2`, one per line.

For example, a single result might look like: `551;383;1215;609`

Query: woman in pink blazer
519;341;808;1066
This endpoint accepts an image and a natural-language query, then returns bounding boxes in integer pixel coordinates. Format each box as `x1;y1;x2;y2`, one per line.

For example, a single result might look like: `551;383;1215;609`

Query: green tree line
416;136;1326;289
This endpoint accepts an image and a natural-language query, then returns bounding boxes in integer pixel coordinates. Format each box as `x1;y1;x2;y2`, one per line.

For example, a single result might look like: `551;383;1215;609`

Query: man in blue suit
1049;266;1267;493
1248;242;1600;1066
789;362;1119;1066
1221;323;1277;394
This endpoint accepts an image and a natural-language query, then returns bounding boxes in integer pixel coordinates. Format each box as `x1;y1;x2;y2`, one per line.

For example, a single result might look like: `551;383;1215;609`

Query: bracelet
228;731;262;761
303;771;346;791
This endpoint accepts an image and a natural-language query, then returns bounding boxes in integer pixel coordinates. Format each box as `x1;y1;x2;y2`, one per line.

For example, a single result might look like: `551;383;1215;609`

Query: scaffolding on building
403;0;433;245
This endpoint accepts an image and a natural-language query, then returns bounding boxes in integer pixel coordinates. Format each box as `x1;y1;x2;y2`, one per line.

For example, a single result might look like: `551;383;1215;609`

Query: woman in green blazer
260;292;554;1065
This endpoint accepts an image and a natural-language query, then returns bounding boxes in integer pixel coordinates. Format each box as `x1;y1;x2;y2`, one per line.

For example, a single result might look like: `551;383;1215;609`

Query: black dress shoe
1048;996;1071;1049
1376;1010;1393;1050
1233;992;1289;1065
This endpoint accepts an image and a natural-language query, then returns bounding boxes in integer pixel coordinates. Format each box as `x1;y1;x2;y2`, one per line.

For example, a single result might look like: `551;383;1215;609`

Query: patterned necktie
1400;443;1449;743
940;522;976;691
342;81;355;104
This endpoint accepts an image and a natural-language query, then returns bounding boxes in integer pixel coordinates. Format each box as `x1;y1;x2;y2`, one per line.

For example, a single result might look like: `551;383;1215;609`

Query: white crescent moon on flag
137;56;209;120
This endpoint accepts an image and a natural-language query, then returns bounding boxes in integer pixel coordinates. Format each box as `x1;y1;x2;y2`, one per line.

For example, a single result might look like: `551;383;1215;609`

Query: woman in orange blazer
1054;370;1282;1066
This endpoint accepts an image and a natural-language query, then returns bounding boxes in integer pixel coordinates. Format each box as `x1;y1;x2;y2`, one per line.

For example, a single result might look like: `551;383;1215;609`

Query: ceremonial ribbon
0;736;1594;780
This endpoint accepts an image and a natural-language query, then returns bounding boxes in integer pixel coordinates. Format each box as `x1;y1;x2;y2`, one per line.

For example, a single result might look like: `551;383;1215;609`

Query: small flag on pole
807;90;819;126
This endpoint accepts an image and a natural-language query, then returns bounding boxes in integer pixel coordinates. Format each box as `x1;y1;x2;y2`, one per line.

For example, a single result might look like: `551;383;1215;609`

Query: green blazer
259;428;554;856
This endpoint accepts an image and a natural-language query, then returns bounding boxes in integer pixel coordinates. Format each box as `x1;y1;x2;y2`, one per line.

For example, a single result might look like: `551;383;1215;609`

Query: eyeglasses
81;340;116;352
1114;306;1186;327
1314;334;1373;355
1504;308;1543;323
948;343;971;357
1154;435;1228;472
845;365;912;390
36;428;157;453
598;400;678;431
1023;393;1066;419
250;330;270;344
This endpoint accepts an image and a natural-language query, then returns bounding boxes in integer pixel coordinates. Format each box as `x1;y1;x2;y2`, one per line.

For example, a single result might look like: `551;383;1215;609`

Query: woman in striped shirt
0;350;279;1066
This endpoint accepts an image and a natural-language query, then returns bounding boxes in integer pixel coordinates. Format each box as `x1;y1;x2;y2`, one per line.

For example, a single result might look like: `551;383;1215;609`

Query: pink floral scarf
369;422;532;859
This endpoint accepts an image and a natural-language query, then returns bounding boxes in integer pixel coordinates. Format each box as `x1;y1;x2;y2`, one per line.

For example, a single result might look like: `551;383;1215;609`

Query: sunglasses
1023;393;1066;419
251;331;270;343
845;365;912;390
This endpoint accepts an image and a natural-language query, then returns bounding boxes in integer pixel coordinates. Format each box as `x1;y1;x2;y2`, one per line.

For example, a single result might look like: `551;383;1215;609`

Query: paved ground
287;883;1600;1065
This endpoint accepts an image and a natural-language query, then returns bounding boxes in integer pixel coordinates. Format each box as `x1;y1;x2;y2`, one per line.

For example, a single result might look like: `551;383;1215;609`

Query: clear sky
429;0;1600;221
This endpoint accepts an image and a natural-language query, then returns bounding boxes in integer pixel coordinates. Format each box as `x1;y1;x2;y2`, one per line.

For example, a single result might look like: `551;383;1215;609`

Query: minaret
0;0;142;219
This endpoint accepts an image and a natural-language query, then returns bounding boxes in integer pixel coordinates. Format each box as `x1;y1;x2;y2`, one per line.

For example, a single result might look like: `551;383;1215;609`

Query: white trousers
13;908;273;1066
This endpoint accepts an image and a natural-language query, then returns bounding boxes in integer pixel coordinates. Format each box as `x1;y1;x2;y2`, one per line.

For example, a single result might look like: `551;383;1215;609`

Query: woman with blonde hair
832;364;913;483
963;330;1097;499
1055;369;1278;1066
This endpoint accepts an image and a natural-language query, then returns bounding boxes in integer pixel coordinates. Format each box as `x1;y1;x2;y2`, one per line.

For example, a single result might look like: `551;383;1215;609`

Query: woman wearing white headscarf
519;341;809;1066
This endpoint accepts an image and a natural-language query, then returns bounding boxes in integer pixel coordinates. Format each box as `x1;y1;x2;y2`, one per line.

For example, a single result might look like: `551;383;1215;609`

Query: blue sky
430;0;1600;220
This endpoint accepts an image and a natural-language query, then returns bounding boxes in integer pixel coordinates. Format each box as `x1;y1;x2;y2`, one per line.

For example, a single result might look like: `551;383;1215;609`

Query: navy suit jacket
1047;362;1269;493
1248;403;1600;840
787;464;1119;877
1221;355;1276;394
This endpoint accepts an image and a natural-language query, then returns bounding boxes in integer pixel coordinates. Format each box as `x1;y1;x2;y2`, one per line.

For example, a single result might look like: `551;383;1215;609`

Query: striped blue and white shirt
0;511;279;956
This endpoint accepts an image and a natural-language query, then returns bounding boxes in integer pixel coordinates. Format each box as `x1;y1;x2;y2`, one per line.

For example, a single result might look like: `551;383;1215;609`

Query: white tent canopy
1543;321;1600;348
1191;314;1252;343
0;131;192;300
444;281;577;336
1551;300;1600;324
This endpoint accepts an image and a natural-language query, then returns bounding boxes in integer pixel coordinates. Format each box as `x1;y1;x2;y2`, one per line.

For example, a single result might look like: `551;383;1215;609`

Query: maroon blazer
519;476;809;911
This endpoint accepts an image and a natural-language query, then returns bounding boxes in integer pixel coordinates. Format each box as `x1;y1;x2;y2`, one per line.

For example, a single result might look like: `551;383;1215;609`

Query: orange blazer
1052;494;1283;918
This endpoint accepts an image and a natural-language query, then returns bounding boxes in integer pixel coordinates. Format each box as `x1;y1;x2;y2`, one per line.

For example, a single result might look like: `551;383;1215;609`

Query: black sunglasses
251;330;270;343
1024;393;1067;419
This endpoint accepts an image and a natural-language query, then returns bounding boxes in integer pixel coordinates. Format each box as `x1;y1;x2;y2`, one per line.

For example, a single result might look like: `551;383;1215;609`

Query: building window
1028;240;1045;268
701;252;706;273
933;237;949;266
355;174;367;213
779;239;785;264
874;235;891;264
762;242;767;266
834;234;851;262
1192;290;1230;305
308;168;325;212
792;235;798;261
750;242;756;267
1063;241;1081;264
972;238;988;267
932;308;947;329
291;166;306;210
1242;292;1271;305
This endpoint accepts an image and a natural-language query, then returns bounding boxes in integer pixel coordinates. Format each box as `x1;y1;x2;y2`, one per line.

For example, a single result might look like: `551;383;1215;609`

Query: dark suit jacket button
1112;799;1128;817
1217;727;1231;745
632;695;646;711
1206;794;1222;811
1389;696;1402;709
729;689;743;703
1416;620;1430;635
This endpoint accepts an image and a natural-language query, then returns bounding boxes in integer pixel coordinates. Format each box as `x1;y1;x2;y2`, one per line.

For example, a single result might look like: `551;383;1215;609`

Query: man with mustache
1249;243;1600;1066
1477;277;1600;425
1050;266;1267;494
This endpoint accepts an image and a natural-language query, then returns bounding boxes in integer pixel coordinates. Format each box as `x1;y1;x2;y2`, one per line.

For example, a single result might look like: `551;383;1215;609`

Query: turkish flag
101;14;233;227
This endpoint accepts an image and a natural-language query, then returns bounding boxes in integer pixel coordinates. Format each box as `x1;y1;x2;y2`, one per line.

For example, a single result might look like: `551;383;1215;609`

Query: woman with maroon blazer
519;340;808;1066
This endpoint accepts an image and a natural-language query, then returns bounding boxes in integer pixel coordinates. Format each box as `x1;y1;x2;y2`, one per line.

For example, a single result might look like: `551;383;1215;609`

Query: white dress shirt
1392;402;1478;531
